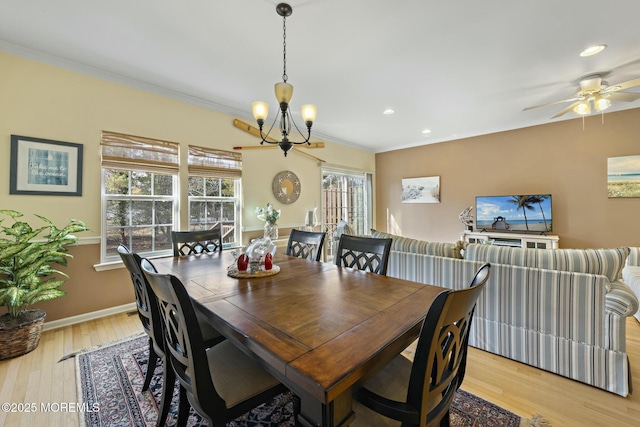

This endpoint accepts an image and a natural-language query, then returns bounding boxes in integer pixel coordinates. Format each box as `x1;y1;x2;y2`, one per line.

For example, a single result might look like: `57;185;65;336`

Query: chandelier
251;3;317;157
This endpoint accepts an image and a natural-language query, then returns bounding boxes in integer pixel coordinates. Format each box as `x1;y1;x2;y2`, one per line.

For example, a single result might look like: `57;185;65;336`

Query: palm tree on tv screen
509;196;536;231
529;195;550;231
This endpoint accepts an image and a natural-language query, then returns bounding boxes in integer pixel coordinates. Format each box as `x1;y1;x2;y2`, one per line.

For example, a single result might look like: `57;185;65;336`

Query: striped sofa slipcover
372;231;638;396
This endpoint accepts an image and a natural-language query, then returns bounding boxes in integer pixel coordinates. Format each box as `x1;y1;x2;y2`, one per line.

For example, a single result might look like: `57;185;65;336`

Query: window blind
188;145;242;179
101;130;180;174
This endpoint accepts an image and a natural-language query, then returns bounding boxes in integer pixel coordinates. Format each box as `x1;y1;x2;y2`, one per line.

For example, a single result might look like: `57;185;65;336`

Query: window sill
93;260;125;272
93;253;172;272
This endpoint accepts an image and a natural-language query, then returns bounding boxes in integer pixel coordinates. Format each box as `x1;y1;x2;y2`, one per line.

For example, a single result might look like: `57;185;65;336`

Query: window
321;167;373;258
187;145;242;248
101;131;179;262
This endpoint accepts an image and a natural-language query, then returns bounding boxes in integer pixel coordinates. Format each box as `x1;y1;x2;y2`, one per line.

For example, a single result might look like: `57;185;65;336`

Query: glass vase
264;221;278;240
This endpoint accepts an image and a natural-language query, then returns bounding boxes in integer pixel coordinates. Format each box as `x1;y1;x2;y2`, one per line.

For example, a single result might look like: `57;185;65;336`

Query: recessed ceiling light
580;44;606;57
422;129;432;135
383;109;395;115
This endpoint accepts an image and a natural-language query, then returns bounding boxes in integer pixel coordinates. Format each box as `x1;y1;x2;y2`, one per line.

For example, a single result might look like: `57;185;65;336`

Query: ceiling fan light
301;104;317;123
252;102;269;121
594;96;611;112
574;101;591;115
274;82;294;105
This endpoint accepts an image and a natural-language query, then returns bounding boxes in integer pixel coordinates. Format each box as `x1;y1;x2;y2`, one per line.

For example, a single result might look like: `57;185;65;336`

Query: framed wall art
10;135;83;196
608;155;640;198
402;176;440;203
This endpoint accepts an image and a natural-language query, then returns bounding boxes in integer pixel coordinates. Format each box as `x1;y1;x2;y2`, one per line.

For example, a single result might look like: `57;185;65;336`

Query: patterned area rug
76;335;549;427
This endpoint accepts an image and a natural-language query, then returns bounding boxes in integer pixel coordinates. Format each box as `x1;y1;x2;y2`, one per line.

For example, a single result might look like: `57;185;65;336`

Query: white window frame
100;170;178;263
187;177;242;248
100;131;181;263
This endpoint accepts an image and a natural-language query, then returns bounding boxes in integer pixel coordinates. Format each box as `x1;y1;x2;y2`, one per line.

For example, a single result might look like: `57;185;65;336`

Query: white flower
256;203;281;223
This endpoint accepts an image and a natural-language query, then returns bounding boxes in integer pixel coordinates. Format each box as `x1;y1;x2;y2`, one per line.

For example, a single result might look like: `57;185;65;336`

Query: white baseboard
42;303;137;332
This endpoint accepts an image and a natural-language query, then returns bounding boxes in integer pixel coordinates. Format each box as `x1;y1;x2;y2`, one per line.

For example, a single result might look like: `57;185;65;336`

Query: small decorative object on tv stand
461;231;559;249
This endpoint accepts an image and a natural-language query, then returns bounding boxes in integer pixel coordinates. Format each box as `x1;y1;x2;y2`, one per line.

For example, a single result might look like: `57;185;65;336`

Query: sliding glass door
321;167;372;259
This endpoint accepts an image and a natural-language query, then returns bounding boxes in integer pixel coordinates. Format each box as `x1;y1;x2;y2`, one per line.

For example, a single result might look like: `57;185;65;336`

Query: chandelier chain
282;15;288;83
251;3;315;157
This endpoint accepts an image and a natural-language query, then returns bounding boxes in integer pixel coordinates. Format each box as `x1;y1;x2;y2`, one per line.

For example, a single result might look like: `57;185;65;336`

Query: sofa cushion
370;230;463;259
464;244;629;282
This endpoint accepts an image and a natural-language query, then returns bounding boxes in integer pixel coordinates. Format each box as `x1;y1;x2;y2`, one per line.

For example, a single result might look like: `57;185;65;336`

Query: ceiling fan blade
607;92;640;102
523;97;581;112
604;77;640;92
233;118;325;148
551;100;581;119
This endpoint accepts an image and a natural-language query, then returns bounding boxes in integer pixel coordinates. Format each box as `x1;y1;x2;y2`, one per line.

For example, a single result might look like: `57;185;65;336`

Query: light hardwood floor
1;312;640;426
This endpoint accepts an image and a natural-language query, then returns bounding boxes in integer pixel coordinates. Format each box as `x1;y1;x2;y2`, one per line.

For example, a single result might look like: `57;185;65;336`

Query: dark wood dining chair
353;263;491;427
140;259;295;427
286;229;326;261
335;234;393;275
456;263;491;388
117;244;174;427
170;227;229;342
171;226;223;256
118;245;225;427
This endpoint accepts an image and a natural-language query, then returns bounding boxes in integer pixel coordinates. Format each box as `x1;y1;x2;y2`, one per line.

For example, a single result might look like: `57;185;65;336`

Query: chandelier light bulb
252;102;269;121
274;82;294;105
301;104;317;123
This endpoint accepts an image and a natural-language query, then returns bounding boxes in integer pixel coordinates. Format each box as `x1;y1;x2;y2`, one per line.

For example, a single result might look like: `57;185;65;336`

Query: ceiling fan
232;118;326;163
523;75;640;119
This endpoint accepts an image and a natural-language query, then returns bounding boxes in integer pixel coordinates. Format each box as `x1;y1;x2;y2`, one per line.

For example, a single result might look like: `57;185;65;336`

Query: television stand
461;231;559;249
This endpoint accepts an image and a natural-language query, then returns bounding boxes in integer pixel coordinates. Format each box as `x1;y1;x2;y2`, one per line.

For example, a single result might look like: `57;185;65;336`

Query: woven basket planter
0;309;46;360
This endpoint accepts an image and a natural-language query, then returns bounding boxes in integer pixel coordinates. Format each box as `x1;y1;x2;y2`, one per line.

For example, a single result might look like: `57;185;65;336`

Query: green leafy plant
0;210;88;319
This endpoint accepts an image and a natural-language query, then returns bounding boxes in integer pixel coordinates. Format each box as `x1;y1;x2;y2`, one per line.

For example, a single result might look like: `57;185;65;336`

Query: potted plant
0;209;88;359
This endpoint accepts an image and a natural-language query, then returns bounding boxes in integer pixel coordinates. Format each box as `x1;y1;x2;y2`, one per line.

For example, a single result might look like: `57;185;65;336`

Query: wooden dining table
153;250;446;427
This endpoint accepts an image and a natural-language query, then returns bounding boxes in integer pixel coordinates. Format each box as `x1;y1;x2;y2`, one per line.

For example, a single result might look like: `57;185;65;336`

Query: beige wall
9;46;639;323
0;51;375;322
375;107;640;249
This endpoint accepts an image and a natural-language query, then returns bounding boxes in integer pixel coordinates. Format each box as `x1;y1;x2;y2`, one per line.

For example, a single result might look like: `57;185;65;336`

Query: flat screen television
475;194;552;234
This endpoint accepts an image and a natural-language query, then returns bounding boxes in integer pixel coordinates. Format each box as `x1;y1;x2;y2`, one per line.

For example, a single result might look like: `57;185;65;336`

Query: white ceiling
2;0;640;153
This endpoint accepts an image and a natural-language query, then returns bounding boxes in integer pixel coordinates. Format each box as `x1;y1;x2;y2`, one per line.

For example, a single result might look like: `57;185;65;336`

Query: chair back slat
171;226;223;256
335;235;392;275
286;229;326;262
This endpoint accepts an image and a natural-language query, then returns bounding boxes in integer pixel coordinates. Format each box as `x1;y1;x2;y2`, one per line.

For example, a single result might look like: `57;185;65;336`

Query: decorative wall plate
272;170;301;204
